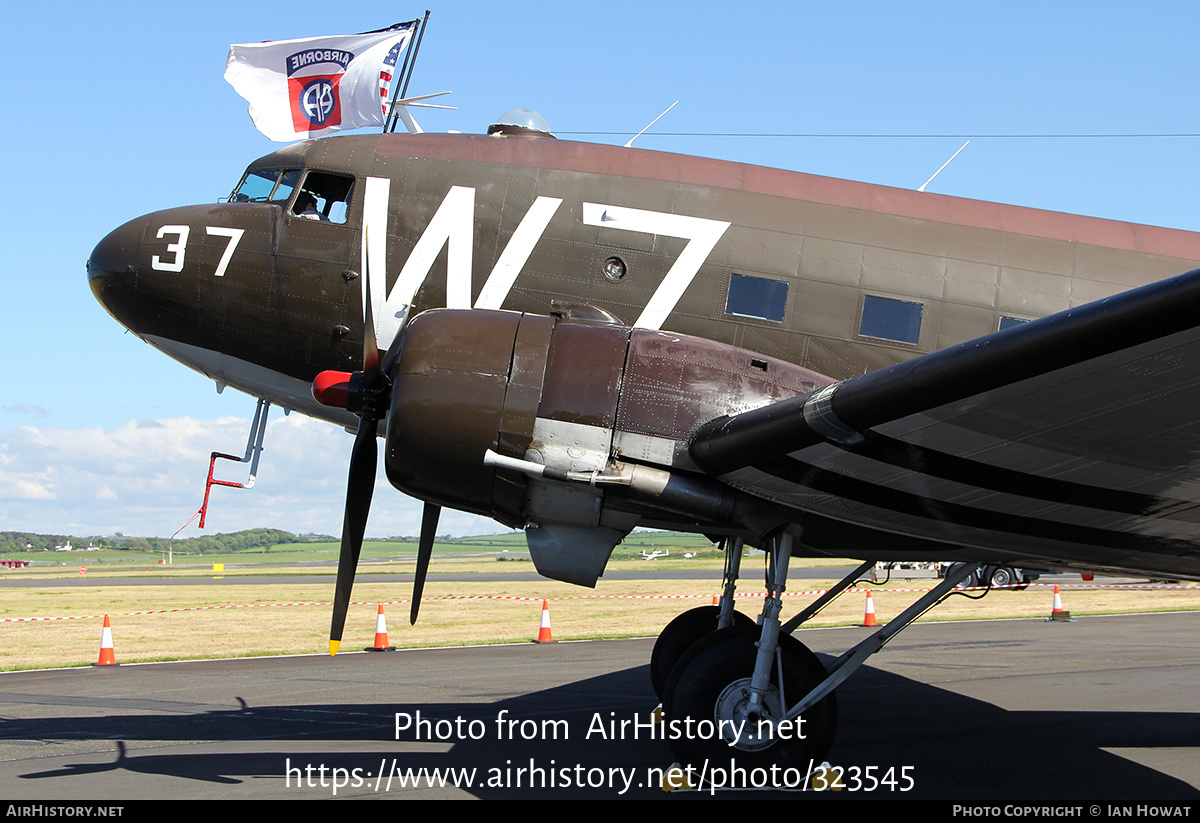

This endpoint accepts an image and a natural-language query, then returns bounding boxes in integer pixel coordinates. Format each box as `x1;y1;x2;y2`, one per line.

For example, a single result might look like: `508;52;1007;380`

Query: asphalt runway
1;613;1197;801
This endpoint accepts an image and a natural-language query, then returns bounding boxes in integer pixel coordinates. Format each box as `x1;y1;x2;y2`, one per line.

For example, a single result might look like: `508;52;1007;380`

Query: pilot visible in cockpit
294;192;328;221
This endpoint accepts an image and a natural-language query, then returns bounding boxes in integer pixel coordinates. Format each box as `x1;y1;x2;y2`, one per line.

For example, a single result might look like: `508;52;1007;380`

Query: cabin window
231;169;300;204
293;170;356;224
860;295;923;344
725;273;788;323
998;316;1030;332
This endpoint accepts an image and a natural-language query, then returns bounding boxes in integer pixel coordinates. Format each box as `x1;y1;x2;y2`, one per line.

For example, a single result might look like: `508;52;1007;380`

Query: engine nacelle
385;309;552;524
384;308;832;585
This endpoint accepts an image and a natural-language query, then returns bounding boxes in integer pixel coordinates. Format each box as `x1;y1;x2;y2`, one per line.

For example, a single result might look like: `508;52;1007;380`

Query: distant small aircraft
639;549;669;561
89;105;1200;774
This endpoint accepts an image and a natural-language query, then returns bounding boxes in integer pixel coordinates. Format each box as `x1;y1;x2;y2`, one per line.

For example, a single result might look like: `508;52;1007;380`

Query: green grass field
15;530;724;573
4;532;1198;672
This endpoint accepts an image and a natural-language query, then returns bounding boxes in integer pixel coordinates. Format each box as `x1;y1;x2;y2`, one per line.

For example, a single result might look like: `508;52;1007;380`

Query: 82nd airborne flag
225;23;415;142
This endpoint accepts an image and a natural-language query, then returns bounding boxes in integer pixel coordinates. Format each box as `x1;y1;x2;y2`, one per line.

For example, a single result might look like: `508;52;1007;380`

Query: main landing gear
653;531;981;777
649;537;753;696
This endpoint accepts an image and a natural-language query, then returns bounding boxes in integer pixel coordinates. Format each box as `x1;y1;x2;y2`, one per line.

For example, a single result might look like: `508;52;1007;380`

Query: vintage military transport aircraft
88;109;1200;773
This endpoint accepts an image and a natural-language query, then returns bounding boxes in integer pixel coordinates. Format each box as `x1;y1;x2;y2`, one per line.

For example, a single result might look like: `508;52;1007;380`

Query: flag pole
383;16;421;133
400;10;431;101
384;11;430;133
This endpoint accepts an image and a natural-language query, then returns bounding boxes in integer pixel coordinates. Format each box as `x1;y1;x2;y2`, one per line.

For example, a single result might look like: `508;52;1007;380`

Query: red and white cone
861;591;878;627
534;600;556;643
1047;584;1073;621
94;615;118;666
365;604;396;651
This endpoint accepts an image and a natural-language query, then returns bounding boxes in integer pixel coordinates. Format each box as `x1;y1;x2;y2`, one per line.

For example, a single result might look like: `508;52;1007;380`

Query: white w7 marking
361;179;730;346
581;204;729;329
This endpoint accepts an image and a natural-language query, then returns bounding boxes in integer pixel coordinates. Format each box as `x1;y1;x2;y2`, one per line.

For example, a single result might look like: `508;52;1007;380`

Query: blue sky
3;1;1199;538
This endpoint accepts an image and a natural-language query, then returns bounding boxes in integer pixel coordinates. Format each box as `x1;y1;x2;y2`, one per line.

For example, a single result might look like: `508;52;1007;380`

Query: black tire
989;566;1016;588
650;606;752;698
950;563;978;589
661;625;837;775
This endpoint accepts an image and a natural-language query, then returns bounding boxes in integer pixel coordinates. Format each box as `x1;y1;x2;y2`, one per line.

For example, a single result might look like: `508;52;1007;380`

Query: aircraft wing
688;268;1200;581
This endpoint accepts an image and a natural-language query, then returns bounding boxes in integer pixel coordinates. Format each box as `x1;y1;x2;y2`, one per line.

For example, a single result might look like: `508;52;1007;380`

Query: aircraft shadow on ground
4;657;1198;799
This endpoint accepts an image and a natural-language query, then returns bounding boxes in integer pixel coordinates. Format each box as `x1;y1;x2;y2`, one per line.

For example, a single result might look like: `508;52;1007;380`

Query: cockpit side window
231;168;300;204
291;170;355;224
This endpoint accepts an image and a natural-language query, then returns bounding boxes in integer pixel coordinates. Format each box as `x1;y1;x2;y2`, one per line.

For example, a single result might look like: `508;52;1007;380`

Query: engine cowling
382;308;834;584
385;309;554;525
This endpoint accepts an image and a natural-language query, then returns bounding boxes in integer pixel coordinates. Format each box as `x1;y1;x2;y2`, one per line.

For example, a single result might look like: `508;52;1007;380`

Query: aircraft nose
87;218;144;323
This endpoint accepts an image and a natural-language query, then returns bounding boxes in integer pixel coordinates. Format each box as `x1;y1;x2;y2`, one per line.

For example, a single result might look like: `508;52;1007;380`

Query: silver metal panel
612;431;687;469
528;418;612;473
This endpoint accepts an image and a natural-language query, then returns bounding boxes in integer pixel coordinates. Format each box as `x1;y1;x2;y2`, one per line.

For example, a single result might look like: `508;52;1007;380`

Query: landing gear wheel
950;563;978;589
650;606;753;698
988;566;1017;588
661;625;837;775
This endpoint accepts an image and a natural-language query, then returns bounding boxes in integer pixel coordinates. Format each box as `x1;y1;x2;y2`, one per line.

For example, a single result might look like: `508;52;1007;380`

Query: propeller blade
379;304;411;375
329;418;378;654
361;226;382;390
328;229;414;650
410;502;441;625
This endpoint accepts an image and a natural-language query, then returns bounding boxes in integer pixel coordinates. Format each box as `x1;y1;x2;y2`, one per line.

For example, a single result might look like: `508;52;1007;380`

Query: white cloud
0;415;508;539
2;404;49;417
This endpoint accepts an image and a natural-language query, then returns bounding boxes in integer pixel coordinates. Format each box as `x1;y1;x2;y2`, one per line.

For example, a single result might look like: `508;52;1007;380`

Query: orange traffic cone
712;595;719;606
1047;584;1074;622
534;600;556;643
365;604;396;651
861;591;878;627
94;615;118;666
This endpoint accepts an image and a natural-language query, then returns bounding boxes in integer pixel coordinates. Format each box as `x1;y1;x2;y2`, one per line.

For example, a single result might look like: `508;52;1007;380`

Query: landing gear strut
649;538;752;697
660;531;839;770
655;530;981;777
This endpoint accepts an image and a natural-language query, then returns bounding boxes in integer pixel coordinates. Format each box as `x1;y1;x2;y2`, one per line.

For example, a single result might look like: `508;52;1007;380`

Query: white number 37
151;225;244;277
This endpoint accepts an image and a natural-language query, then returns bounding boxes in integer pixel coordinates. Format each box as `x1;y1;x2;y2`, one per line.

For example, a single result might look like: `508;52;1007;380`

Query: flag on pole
224;22;415;142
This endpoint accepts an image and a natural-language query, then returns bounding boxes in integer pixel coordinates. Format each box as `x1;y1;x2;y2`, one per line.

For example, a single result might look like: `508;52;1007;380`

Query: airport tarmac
0;612;1196;800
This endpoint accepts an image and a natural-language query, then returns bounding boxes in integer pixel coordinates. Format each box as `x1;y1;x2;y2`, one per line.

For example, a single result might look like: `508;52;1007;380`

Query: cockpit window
231;168;300;203
291;170;355;224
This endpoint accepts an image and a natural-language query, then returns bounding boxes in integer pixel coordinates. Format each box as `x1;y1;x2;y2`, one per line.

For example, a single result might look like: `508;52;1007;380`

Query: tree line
0;529;330;556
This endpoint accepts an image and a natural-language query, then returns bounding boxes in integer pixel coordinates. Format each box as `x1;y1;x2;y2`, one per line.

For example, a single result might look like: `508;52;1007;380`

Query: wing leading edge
690;267;1200;581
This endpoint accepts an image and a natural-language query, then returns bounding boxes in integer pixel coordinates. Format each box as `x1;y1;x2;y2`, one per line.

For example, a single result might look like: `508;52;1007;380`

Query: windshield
231;169;301;203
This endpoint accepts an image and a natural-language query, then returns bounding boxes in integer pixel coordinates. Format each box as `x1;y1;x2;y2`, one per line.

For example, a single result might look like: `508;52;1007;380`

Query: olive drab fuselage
89;129;1200;584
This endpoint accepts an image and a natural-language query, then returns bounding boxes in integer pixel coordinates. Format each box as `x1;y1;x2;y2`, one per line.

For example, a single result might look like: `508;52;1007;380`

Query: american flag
379;41;405;115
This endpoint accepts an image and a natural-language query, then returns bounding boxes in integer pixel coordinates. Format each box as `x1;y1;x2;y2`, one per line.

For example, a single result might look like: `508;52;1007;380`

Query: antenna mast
625;101;679;148
918;140;970;192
